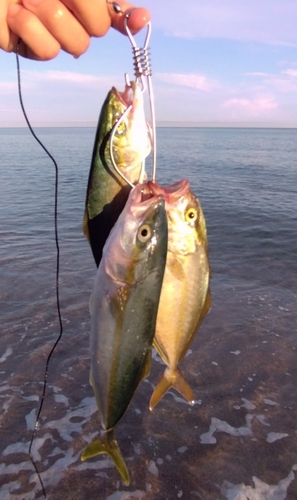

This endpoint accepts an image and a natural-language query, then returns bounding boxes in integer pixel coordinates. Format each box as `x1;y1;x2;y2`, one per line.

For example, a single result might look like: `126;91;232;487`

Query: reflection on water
0;127;297;499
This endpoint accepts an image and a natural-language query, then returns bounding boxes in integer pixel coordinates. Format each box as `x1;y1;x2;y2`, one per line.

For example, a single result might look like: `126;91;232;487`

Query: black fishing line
16;40;64;500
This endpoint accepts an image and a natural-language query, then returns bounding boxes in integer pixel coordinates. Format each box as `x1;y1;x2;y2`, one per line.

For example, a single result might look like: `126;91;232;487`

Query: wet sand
1;268;297;500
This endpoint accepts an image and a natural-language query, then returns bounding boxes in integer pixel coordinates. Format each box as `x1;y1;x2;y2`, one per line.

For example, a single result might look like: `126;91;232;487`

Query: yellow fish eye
185;207;198;223
137;223;152;243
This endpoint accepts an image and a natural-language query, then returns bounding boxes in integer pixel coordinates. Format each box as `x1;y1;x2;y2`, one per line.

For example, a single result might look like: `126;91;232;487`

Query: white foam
0;347;13;363
263;399;278;406
0;461;33;475
54;394;69;405
3;441;29;456
166;390;197;406
3;396;13;414
106;491;146;500
177;446;188;454
230;350;241;355
44;396;97;442
73;456;114;472
255;415;270;427
0;480;37;500
266;433;289;443
22;395;39;402
0;384;12;394
200;415;254;444
241;398;256;410
25;408;37;431
147;460;158;476
29;447;81;487
221;466;297;500
133;443;142;455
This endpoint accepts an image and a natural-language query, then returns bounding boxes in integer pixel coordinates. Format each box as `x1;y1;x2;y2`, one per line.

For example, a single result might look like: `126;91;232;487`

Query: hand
0;0;150;60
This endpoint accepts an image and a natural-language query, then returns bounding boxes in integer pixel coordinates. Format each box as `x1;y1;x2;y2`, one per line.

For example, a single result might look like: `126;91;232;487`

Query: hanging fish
81;183;168;485
83;81;151;266
147;179;211;410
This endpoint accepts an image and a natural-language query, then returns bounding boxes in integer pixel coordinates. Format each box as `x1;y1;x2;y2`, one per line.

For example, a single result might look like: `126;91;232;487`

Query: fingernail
7;4;22;17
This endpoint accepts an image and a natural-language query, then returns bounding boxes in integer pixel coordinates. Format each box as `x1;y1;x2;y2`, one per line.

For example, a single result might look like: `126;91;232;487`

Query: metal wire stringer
108;4;157;185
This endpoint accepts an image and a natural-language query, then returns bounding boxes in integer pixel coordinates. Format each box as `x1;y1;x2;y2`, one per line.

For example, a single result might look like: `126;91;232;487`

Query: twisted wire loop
109;14;157;184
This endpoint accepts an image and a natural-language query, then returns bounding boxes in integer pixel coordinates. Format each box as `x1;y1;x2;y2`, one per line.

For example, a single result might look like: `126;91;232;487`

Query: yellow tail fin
81;429;130;486
149;367;194;410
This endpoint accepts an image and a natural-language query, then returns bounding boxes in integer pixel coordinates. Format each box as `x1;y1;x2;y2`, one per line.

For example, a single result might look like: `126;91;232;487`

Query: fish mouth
146;179;190;203
129;183;165;216
113;82;137;109
125;183;165;218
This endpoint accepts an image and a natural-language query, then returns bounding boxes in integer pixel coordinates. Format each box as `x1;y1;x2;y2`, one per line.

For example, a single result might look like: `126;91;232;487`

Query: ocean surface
0;127;297;500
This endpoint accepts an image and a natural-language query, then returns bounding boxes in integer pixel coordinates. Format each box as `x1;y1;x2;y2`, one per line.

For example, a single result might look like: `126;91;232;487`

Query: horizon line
1;120;297;129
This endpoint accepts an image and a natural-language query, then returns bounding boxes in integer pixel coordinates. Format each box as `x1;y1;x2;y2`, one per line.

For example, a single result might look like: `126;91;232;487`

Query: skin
0;0;150;60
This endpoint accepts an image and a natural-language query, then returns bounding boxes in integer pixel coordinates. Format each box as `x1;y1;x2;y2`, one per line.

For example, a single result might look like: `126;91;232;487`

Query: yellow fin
81;429;130;486
149;367;194;410
83;209;90;242
140;350;152;381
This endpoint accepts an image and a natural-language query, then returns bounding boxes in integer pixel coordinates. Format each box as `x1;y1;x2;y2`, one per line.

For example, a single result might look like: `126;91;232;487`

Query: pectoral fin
140;350;152;381
81;429;130;486
149;367;194;410
83;209;90;242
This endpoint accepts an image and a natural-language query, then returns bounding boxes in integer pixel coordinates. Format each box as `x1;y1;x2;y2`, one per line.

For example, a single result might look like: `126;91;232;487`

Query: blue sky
1;0;297;126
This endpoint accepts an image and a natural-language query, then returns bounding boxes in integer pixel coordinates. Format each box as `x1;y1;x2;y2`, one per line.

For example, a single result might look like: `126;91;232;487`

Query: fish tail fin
81;429;130;486
149;367;194;410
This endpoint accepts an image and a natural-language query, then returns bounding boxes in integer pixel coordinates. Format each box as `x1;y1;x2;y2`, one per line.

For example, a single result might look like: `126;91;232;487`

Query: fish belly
154;249;210;370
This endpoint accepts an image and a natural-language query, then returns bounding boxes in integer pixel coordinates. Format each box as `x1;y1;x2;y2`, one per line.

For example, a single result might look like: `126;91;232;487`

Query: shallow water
1;127;297;500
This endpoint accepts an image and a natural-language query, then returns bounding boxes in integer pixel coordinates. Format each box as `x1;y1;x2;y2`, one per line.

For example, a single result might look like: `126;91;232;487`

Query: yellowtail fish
83;82;151;266
81;183;168;484
147;180;211;410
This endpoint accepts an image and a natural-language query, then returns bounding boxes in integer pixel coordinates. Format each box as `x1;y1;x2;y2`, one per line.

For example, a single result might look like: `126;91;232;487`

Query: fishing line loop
16;38;63;500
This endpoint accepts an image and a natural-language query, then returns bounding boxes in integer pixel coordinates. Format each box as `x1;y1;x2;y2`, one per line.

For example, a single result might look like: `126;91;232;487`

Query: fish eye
185;207;198;223
137;223;152;243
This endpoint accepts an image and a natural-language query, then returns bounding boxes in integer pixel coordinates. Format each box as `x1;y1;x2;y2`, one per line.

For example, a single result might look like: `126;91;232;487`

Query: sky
1;0;297;127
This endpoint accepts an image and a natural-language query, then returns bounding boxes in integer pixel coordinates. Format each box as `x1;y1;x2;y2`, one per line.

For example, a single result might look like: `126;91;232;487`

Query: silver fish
81;183;168;484
147;180;211;410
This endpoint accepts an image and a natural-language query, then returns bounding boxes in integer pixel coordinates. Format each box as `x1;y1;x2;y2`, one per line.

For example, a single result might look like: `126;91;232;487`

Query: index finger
108;1;151;35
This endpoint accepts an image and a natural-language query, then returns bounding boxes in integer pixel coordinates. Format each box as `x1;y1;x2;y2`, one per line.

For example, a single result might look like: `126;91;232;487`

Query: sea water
0;127;297;499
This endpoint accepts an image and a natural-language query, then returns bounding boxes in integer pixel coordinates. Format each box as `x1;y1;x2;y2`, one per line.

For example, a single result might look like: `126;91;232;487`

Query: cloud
156;73;216;91
0;70;117;98
222;96;278;117
145;0;297;45
21;70;115;87
282;69;297;77
0;82;18;94
246;68;297;93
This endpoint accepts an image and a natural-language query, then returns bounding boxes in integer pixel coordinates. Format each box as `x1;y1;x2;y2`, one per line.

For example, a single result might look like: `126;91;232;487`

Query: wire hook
124;13;156;182
107;5;157;185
